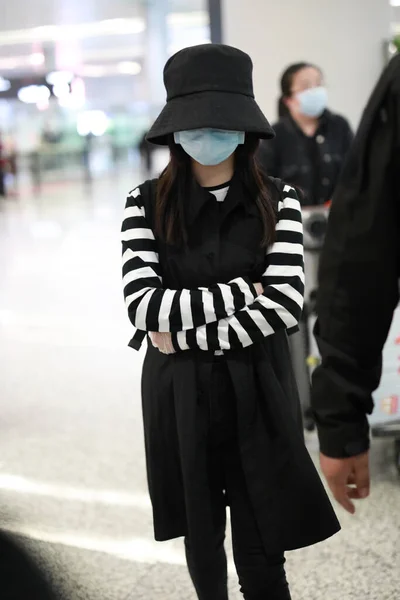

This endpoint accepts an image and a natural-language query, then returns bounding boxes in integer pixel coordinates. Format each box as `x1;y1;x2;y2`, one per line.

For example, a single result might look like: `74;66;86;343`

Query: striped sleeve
172;185;304;351
122;186;259;333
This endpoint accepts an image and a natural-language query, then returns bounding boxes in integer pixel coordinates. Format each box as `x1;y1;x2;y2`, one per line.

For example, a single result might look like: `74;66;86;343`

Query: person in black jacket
258;63;353;205
311;54;400;514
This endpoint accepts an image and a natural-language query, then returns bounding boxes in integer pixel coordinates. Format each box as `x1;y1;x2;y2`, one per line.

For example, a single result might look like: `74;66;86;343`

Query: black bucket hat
146;44;275;145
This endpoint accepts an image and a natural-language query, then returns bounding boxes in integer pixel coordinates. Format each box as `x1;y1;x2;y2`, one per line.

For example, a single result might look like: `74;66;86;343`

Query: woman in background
258;62;353;206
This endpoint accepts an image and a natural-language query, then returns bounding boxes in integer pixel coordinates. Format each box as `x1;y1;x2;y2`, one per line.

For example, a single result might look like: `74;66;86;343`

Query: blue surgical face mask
174;129;245;166
296;86;328;118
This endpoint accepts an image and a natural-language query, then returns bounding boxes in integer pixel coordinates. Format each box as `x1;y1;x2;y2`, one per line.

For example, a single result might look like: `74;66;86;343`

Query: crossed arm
122;185;304;353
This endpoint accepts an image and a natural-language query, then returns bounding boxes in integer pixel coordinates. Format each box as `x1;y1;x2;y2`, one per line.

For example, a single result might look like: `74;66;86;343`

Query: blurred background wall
222;0;392;128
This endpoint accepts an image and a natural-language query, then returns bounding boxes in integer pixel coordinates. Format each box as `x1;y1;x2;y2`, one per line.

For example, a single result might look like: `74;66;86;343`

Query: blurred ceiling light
77;110;109;137
167;11;209;26
79;63;142;78
0;77;11;92
28;52;45;66
117;61;141;75
91;116;110;136
0;57;20;69
46;71;74;86
83;45;142;63
390;0;400;5
80;65;108;78
18;84;50;104
32;25;58;39
95;18;145;35
58;77;85;110
37;98;50;111
76;118;90;137
53;82;71;99
0;18;146;47
58;95;77;109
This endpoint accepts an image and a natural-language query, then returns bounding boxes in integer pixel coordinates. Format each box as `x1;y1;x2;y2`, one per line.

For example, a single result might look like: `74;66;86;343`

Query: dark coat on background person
258;110;353;206
311;54;400;458
126;176;340;561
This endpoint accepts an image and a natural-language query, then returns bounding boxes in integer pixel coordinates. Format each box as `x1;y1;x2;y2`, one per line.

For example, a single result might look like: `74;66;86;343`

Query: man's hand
320;451;370;514
255;282;264;296
149;332;176;355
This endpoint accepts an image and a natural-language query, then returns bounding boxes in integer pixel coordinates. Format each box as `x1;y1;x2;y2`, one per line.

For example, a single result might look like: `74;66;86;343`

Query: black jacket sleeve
311;60;400;458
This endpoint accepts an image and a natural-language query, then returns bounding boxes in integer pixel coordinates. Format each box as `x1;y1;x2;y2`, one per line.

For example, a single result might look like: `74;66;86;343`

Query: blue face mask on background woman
296;86;328;118
174;129;245;166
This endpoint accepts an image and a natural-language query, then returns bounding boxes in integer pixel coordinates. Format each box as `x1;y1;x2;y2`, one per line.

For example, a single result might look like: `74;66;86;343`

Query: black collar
186;171;252;226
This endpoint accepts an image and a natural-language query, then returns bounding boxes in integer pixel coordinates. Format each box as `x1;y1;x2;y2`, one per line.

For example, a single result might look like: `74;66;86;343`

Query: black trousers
185;360;291;600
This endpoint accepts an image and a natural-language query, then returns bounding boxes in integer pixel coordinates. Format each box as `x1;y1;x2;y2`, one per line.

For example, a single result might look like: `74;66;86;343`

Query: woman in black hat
121;44;340;600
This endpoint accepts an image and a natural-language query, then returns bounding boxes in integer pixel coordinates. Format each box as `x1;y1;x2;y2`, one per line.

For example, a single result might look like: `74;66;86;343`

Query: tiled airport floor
0;174;399;599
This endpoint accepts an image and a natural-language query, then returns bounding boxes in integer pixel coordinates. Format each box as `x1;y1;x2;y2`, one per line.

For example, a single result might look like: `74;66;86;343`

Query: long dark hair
278;62;321;118
155;135;277;248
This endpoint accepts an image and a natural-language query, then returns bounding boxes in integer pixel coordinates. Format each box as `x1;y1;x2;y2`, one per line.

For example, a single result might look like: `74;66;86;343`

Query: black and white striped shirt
122;183;304;352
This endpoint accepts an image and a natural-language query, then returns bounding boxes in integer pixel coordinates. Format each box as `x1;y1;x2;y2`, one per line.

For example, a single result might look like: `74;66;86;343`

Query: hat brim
146;90;275;145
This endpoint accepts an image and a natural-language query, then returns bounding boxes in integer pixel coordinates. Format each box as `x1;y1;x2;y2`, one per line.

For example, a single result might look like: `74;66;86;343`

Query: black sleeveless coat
132;176;340;556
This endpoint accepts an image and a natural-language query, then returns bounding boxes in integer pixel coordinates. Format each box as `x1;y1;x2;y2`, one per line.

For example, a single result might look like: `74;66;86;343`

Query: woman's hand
150;332;176;355
255;282;264;296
